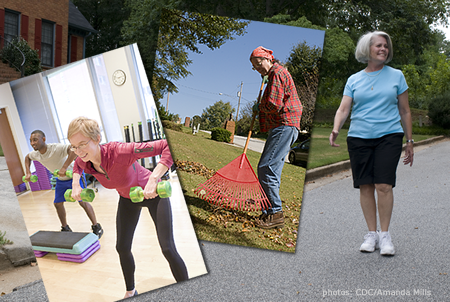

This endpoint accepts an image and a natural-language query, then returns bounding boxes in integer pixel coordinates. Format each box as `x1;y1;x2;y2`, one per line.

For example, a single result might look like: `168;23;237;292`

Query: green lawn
165;127;304;253
307;127;438;169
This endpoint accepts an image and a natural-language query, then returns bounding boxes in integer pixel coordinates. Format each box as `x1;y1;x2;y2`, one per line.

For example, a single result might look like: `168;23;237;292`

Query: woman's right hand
71;183;82;201
330;130;340;147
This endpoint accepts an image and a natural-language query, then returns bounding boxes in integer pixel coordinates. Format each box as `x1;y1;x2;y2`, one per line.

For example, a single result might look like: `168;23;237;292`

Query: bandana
250;46;274;60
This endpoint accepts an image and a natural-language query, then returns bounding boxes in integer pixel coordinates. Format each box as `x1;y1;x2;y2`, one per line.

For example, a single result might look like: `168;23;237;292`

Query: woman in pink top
68;117;188;299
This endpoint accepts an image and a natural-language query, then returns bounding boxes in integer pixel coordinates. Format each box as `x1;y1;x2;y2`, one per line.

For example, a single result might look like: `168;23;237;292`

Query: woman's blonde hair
355;31;393;64
67;117;102;142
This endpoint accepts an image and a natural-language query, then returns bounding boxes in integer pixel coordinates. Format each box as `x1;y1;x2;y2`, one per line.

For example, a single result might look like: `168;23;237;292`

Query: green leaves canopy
200;100;235;130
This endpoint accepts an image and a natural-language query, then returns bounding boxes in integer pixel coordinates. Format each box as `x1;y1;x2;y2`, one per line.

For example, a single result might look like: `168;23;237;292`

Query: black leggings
116;195;189;291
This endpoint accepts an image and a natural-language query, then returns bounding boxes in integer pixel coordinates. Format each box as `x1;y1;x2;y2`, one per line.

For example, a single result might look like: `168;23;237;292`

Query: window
46;60;106;144
41;20;54;66
4;10;20;42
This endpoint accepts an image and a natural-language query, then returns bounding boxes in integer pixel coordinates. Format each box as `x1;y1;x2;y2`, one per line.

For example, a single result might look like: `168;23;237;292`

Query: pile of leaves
175;160;216;179
169;137;302;252
205;205;298;248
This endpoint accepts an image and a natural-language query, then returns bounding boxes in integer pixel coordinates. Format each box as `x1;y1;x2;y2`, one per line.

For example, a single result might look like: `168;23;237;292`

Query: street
130;139;450;301
2;139;449;301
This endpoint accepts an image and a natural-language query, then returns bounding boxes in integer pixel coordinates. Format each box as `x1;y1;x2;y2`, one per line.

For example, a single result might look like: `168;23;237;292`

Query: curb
2;243;36;267
305;135;447;183
12;279;44;292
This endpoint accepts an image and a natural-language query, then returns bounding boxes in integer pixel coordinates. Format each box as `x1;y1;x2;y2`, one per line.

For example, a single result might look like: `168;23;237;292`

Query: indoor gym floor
17;172;208;302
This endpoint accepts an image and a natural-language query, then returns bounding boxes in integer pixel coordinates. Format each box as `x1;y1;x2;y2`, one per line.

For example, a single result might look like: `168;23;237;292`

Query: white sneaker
360;232;379;252
379;231;395;256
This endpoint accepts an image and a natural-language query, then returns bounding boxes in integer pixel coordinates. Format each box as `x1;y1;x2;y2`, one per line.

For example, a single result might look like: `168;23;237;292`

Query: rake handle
242;79;266;155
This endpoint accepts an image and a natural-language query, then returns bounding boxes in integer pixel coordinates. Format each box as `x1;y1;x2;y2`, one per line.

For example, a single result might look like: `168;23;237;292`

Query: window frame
4;9;20;43
41;19;55;67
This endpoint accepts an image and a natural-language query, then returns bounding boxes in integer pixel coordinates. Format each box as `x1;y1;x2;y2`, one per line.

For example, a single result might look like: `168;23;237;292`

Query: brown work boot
256;211;284;229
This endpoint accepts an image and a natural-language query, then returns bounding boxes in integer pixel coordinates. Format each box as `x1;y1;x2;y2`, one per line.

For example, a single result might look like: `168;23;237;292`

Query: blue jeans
258;126;298;214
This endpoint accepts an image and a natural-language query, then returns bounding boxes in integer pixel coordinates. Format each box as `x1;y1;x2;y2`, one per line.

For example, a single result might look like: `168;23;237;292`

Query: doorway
0;107;24;187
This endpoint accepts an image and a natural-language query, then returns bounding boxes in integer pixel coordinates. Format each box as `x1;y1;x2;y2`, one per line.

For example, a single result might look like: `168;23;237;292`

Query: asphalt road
126;139;450;301
2;140;449;301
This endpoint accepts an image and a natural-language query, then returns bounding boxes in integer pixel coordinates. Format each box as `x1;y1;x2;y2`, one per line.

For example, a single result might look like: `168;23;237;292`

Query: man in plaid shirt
250;46;302;229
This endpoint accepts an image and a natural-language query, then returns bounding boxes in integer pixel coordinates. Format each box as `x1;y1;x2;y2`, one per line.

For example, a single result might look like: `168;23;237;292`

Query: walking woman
329;31;414;256
68;117;188;298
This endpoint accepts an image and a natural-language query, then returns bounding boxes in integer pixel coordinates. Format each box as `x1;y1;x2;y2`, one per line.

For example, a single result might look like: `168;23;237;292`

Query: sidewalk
0;157;44;298
0;158;36;269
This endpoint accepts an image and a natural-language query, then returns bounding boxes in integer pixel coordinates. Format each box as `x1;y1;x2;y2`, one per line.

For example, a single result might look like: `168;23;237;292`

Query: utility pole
166;92;170;114
235;81;243;121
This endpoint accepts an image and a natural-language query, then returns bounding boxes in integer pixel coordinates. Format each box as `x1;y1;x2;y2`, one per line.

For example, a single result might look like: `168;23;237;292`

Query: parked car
288;139;309;166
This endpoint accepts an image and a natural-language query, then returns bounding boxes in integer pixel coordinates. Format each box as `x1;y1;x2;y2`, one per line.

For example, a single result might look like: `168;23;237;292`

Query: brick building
0;0;95;83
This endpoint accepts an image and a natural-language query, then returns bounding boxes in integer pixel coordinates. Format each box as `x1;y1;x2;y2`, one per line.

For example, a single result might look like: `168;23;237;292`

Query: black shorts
347;133;404;188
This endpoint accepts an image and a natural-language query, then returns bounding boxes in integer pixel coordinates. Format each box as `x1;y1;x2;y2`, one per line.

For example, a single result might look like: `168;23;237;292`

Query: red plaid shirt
258;62;302;133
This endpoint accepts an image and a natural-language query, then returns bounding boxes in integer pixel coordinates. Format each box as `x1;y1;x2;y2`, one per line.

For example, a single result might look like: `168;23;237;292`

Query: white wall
10;74;59;145
102;46;144;142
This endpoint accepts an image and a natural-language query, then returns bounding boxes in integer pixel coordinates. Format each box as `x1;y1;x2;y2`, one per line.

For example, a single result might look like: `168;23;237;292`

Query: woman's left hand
403;143;414;166
143;179;158;199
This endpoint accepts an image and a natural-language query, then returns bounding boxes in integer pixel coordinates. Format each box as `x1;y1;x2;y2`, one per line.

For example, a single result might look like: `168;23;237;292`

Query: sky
434;23;450;40
163;20;325;122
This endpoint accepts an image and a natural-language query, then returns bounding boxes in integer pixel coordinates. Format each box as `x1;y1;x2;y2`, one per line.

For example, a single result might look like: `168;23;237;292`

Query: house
0;0;95;83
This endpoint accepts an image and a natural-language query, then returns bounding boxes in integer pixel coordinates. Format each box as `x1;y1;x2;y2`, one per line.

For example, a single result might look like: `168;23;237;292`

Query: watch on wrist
406;139;414;144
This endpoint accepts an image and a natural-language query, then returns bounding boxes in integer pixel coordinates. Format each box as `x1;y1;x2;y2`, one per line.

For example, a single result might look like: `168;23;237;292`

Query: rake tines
195;154;271;211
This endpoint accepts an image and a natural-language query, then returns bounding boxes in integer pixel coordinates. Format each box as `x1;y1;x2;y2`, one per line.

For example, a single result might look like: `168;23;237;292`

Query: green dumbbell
53;169;73;178
129;181;172;203
22;175;38;183
64;189;95;202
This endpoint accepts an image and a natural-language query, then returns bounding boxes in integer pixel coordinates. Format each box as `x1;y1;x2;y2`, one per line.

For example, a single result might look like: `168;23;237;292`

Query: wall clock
112;70;126;86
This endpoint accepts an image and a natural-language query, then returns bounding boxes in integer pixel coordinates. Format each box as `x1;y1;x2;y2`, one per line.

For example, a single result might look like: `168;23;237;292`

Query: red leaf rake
195;77;271;211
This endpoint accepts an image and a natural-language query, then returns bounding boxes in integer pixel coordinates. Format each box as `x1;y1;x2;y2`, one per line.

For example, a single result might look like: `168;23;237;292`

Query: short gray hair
355;31;393;64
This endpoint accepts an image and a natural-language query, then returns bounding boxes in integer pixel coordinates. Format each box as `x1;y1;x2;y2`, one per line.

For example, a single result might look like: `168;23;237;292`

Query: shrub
1;36;42;77
428;92;450;129
412;125;449;136
0;230;13;246
161;120;183;132
211;127;231;143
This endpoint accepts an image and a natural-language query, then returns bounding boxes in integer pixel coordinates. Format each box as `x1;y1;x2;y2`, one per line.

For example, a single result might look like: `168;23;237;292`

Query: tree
285;41;322;133
121;4;248;115
191;115;202;129
72;0;130;58
200;100;235;130
0;37;42;77
235;101;260;135
287;0;450;109
171;113;181;123
263;14;355;109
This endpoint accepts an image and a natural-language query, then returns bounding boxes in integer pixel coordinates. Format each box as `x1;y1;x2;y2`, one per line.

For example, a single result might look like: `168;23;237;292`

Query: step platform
30;231;100;263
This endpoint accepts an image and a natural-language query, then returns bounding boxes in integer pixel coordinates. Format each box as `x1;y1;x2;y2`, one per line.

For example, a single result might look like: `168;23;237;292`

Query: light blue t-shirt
343;65;408;139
